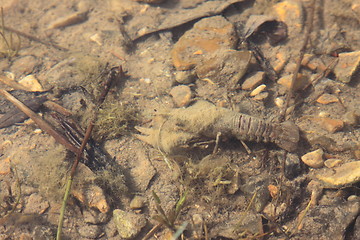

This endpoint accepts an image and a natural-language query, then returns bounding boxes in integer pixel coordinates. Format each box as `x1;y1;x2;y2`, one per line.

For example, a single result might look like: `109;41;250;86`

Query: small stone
90;33;103;46
72;165;110;213
0;157;11;175
78;224;102;239
277;74;310;91
312;117;344;133
354;147;360;160
301;54;326;72
250;84;266;97
343;111;359;126
316;93;339;104
195;49;251;88
316;161;360;188
285;153;302;179
113;209;147;239
24;193;50;214
274;52;289;73
268;185;279;198
252;91;269;101
11;55;38;75
324;159;343;168
48;11;88;29
274;97;285;108
272;0;303;35
334;50;360;83
171;16;237;70
347;195;359;202
18;75;44;92
130;196;145;209
175;70;196;84
241;71;265;90
301;149;324;168
170;85;192;107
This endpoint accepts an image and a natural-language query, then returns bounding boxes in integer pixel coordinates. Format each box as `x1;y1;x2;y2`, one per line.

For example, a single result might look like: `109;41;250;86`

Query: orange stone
316;93;339;104
171;16;237;70
312;117;344;133
0;157;11;175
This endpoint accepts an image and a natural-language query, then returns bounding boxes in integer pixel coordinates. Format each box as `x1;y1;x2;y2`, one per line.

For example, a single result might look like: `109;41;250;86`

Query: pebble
24;193;50;214
274;97;285;108
169;85;192;107
316;93;339;105
312;117;344;133
10;55;38;75
78;224;102;239
324;159;343;168
90;33;103;46
301;54;326;72
241;71;265;90
316;161;360;188
0;157;11;175
301;148;324;168
72;178;110;213
272;0;303;35
354;147;360;160
334;50;360;83
285;153;302;179
18;75;44;92
130;196;146;209
277;74;309;91
250;84;266;97
195;49;251;88
48;11;88;29
175;70;196;84
171;16;237;70
113;209;147;239
252;91;269;101
343;111;359;126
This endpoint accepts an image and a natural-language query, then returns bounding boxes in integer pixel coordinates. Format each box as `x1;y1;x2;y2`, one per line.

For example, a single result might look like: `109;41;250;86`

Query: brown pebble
130;196;145;209
48;11;88;29
316;161;360;187
312;117;344;133
175;70;196;84
24;193;50;215
0;157;11;175
170;85;192;107
18;75;44;92
324;159;343;168
354;148;360;160
250;84;266;97
171;16;237;70
241;71;265;90
11;55;38;75
301;148;324;168
316;93;339;105
277;74;310;91
344;111;359;126
334;50;360;83
252;91;269;101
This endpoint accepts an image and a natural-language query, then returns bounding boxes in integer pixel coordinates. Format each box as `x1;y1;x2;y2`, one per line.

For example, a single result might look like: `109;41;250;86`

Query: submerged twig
279;0;316;121
56;66;122;240
0;89;79;153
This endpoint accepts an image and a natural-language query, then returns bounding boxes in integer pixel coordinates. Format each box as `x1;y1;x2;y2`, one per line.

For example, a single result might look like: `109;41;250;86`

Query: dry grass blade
0;7;21;59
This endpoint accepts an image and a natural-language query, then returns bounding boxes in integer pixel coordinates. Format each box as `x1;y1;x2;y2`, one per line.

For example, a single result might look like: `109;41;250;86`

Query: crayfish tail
273;121;300;152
